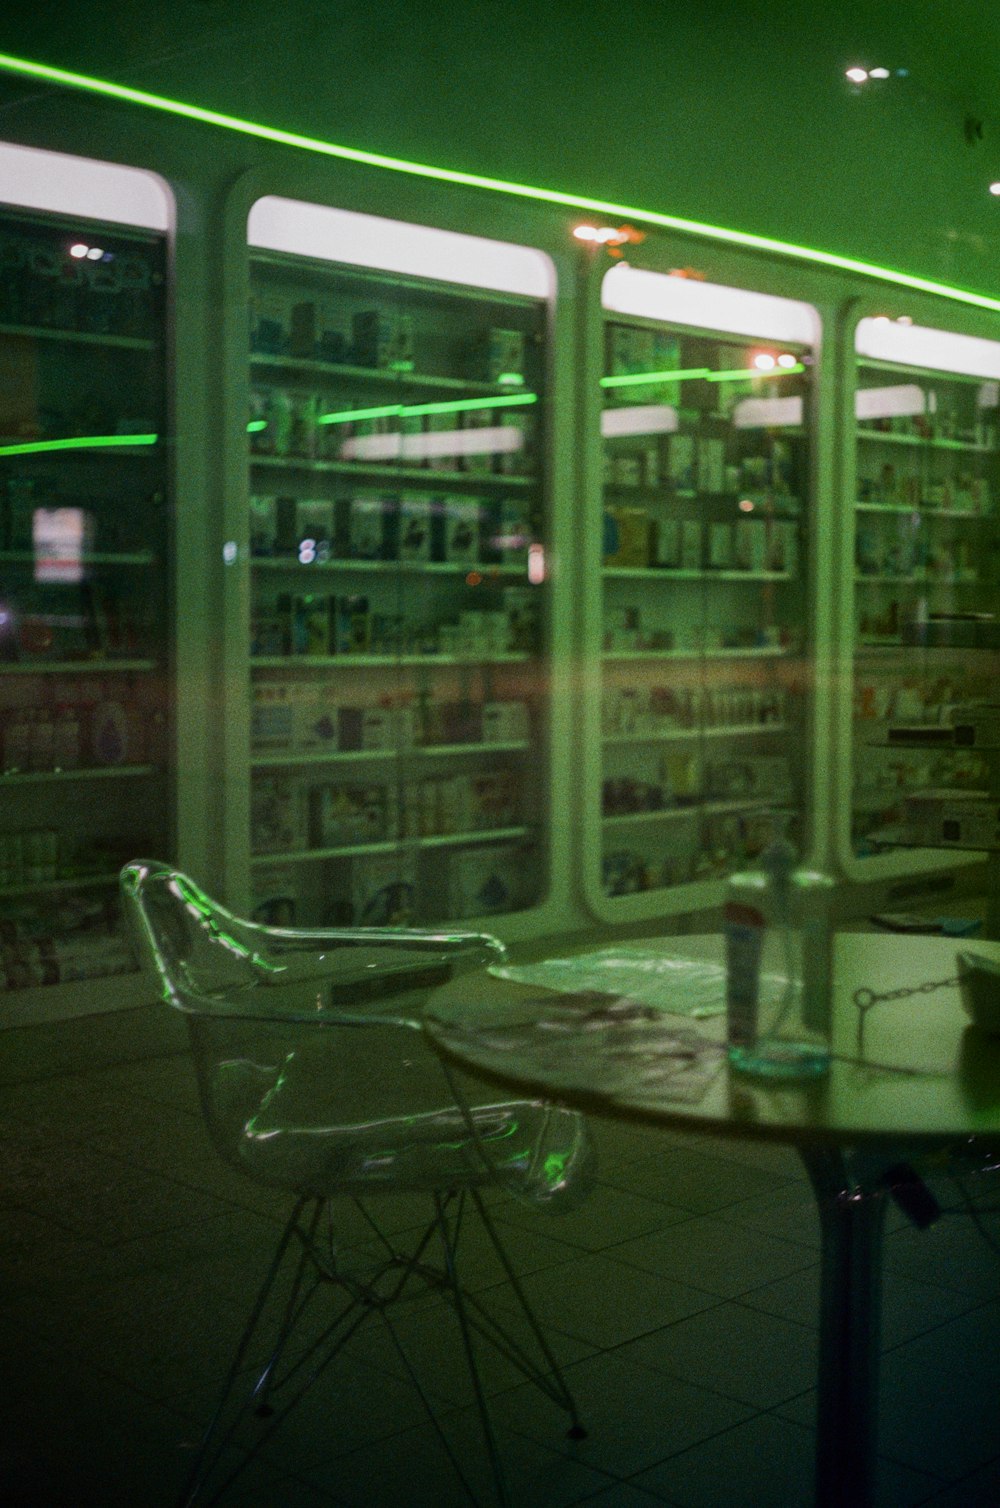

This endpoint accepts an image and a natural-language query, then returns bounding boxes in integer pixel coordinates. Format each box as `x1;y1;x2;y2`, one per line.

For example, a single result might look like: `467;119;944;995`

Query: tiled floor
2;1004;999;1507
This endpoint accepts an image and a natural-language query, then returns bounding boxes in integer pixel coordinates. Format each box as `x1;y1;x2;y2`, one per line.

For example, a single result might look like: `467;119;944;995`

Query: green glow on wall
0;433;158;457
1;51;1000;317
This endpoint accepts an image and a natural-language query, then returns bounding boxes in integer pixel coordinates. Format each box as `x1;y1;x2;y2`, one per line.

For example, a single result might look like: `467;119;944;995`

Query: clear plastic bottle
725;837;835;1080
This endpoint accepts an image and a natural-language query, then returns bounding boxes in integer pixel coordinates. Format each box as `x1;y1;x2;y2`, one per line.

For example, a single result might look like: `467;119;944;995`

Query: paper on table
490;948;731;1017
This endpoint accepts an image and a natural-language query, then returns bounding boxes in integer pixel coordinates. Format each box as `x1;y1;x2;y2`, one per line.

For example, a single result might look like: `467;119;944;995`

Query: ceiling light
69;242;89;258
776;353;798;369
846;67;869;84
990;183;1000;196
869;67;890;80
753;353;777;371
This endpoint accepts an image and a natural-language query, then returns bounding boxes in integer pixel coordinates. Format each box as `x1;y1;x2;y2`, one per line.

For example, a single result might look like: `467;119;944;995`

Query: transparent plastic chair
120;860;593;1507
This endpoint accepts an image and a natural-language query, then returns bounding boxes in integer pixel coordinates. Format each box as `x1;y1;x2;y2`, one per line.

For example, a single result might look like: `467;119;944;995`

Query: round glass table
424;932;1000;1508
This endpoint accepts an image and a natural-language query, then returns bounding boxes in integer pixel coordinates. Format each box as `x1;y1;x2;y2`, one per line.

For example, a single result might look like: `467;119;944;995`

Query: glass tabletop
425;932;1000;1145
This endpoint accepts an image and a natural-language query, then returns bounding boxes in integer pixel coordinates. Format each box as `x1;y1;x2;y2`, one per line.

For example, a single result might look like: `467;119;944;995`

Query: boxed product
497;412;535;476
697;437;726;495
680;519;702;569
351;309;415;372
295;499;336;558
249;291;287;354
733;518;768;572
279;592;333;656
279;391;318;459
482;701;529;742
249;494;279;557
347;492;392;560
251;865;301;928
447;845;524;918
488;497;531;561
350;852;416;926
398;496;433;559
478;327;526;385
251;774;308;854
604;507;652;568
767;518;799;574
333;595;371;655
459;407;498;475
668;434;696;491
436;495;481;563
310;782;397;846
952;704;1000;748
905;792;1000;848
707;522;733;570
653;517;681;568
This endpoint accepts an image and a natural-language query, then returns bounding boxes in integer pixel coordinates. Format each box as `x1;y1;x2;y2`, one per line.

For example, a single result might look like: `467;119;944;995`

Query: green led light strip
1;50;998;316
0;433;158;457
243;390;538;431
601;363;804;390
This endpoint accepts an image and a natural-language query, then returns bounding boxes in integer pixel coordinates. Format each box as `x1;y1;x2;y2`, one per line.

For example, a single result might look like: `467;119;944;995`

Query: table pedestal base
800;1147;889;1508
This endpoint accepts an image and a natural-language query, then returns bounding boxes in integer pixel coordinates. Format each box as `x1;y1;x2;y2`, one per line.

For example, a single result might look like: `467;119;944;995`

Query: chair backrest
119;860;591;1205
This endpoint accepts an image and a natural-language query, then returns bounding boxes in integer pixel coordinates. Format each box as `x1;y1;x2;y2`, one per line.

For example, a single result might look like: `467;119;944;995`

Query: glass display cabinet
0;204;171;1004
585;266;818;920
243;202;553;929
846;317;1000;921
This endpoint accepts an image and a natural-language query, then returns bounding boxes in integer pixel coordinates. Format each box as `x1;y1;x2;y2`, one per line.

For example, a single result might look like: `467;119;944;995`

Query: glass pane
850;319;1000;861
0;205;171;996
247;227;551;928
598;272;814;906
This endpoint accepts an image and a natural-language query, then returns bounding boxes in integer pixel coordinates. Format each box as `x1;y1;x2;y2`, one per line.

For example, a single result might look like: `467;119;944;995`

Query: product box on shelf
680;519;702;569
905;792;1000;848
667;434;696;492
350;309;415;372
485;497;531;562
697;437;727;495
249;291;287;354
471;327;526;386
250;864;302;927
333;595;371;655
604;507;652;568
733;518;768;572
346;492;393;560
398;496;433;559
435;496;481;563
652;517;681;568
251;774;309;854
296;499;336;557
278;593;334;656
707;522;733;570
952;704;1000;747
350;851;416;926
497;412;535;476
310;781;398;847
482;700;529;743
458;407;498;475
447;845;524;917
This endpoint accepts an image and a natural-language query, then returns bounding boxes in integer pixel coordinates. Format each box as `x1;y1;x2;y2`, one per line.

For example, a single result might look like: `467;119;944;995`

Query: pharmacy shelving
242;204;554;928
582;264;817;918
0;201;171;1004
846;317;1000;878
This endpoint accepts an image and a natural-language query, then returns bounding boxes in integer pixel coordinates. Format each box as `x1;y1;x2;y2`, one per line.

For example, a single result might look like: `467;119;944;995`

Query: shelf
602;798;780;826
0;659;156;675
603;567;793;582
855;503;991;520
250;454;535;488
603;723;790;746
251;557;525;577
603;646;790;662
0;321;156;351
250;826;530;864
0;552;156;567
250;653;531;669
855;574;982;587
251;741;529;769
856;428;991;453
0;872;120;900
0;764;156;786
249;351;520;395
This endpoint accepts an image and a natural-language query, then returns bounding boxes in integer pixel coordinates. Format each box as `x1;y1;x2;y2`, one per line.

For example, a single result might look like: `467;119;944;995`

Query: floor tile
602;1146;787;1216
612;1215;816;1300
622;1300;817;1409
497;1178;691;1253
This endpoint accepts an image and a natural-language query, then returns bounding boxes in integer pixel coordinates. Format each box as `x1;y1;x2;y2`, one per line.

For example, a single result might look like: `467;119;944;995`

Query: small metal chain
853;976;960;1011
